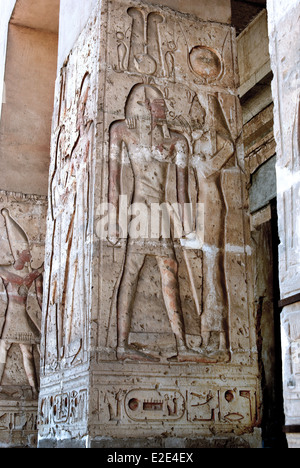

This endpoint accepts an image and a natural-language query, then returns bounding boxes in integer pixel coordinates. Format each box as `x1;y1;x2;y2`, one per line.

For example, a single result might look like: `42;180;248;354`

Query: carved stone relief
106;80;237;363
268;0;300;445
0;191;47;447
92;375;259;437
39;0;259;446
93;0;255;441
100;0;250;366
42;47;96;372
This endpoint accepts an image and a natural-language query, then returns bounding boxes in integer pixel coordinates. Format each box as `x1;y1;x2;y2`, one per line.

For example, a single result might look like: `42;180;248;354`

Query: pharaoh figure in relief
0;209;43;398
109;83;205;363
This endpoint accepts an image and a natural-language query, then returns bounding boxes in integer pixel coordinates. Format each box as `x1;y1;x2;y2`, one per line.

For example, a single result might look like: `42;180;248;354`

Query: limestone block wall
237;10;271;98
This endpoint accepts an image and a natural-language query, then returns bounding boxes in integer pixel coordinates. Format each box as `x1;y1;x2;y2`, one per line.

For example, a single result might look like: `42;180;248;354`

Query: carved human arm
108;122;123;240
0;265;12;282
175;138;193;235
195;135;235;179
35;272;44;313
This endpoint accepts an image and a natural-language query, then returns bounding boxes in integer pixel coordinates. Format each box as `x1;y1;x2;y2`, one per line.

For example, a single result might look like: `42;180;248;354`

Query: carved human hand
192;139;235;179
180;231;203;249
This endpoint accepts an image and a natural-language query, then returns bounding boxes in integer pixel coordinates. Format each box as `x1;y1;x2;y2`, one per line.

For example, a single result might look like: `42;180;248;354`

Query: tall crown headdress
1;209;30;262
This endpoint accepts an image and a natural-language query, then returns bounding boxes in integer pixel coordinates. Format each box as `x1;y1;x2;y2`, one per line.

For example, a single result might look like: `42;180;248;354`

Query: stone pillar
38;0;261;448
267;0;300;448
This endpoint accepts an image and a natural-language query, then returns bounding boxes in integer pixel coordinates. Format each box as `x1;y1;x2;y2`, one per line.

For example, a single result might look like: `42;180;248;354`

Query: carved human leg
198;174;229;355
156;255;213;362
156;255;186;349
117;250;159;361
0;339;11;384
19;344;39;398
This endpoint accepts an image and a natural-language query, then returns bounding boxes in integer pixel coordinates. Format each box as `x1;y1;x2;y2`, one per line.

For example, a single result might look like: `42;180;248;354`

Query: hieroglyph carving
38;388;88;428
98;385;258;427
112;5;234;85
114;8;164;77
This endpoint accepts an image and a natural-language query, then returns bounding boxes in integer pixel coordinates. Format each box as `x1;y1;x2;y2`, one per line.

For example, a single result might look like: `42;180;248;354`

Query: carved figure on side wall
46;125;69;364
45;73;93;367
62;72;94;361
0;209;43;398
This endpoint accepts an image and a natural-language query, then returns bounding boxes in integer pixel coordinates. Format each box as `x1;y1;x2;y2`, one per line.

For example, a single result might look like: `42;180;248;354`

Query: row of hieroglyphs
0;410;37;432
38;389;88;427
38;386;258;429
94;386;258;427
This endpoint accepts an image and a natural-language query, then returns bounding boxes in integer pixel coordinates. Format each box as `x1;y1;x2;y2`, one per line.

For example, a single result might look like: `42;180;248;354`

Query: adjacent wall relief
0;191;47;447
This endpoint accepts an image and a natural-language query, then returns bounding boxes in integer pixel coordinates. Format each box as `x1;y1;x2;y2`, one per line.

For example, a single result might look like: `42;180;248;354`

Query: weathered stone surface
237;10;271;98
38;0;261;447
249;156;276;213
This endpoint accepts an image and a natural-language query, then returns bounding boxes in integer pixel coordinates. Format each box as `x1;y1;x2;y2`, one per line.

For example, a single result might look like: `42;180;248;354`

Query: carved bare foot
168;346;221;363
207;349;231;363
117;346;160;362
168;346;208;363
